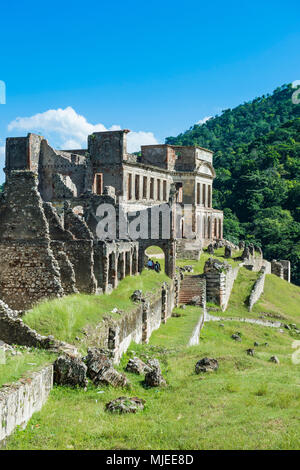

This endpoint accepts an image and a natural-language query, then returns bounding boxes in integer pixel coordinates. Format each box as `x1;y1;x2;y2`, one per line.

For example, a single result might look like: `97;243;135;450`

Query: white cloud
196;116;212;125
7;106;158;152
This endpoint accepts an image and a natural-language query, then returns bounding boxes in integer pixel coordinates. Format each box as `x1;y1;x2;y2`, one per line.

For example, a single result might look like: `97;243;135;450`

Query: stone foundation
0;365;53;445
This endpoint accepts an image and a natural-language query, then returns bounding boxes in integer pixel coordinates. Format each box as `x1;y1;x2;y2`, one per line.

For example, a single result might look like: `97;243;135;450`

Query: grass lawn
176;247;242;275
218;267;260;317
23;269;169;348
252;274;300;324
0;348;55;388
5;310;300;449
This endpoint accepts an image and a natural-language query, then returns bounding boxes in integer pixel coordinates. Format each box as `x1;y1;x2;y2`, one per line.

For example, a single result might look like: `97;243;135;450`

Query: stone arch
138;239;176;278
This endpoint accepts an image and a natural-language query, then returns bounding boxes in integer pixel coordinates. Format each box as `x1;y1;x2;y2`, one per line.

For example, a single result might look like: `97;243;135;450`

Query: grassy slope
5;316;300;450
252;274;300;324
5;251;300;449
23;269;169;348
219;267;260;317
176;247;242;275
0;348;55;388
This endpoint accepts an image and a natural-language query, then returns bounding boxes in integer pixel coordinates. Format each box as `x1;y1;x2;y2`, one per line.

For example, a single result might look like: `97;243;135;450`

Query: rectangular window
157;179;161;201
135;175;140;200
208;185;211;208
150;177;154;199
197;183;200;205
94;173;103;195
202;184;206;207
177;187;183;203
163;180;167;200
127;173;132;200
143;176;147;199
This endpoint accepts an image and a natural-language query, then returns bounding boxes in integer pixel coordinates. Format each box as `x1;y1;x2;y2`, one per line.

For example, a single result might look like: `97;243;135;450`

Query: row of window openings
127;175;168;201
196;183;212;207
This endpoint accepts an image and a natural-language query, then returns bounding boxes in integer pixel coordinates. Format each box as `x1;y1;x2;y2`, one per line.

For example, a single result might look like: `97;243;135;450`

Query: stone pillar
161;283;168;324
119;252;126;280
142;300;150;343
125;250;132;277
133;246;139;275
165;240;176;279
271;260;284;279
224;245;232;258
112;253;118;288
174;275;180;307
102;254;109;293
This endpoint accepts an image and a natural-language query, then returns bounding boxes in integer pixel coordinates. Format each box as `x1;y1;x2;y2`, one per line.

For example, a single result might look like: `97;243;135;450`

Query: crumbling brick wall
0;171;63;309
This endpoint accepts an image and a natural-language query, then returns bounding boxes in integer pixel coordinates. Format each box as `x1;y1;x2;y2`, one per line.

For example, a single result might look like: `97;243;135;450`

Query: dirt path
204;312;282;328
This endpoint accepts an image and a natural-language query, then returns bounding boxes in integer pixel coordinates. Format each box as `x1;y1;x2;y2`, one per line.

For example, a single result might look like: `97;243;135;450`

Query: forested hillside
166;84;300;284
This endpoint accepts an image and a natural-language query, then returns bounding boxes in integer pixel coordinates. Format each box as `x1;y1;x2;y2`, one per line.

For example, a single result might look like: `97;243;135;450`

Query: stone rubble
195;357;219;373
125;357;151;375
53;355;88;388
105;396;145;414
144;359;166;387
83;347;129;388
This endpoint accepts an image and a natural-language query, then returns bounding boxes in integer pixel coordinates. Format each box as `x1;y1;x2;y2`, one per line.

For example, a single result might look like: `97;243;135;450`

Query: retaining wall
248;267;267;312
0;365;53;445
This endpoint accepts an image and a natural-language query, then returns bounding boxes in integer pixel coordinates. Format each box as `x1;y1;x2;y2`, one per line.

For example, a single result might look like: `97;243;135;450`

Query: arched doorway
144;245;165;273
138;239;176;278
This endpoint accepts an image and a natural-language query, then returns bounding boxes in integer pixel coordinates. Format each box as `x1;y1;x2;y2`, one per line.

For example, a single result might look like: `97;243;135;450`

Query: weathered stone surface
83;347;129;388
54;355;88;388
207;243;214;254
231;333;242;342
105;396;145;414
242;246;250;260
187;295;201;306
144;359;166;387
195;357;219;373
224;245;232;258
125;357;151;375
131;290;143;302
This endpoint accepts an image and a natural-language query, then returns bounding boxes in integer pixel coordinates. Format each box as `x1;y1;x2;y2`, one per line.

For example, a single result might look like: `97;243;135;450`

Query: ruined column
161;283;168;323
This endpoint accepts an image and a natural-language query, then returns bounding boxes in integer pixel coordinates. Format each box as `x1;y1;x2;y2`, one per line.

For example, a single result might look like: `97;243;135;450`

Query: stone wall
0;365;53;445
0;171;64;309
204;258;239;311
248;267;267;311
271;259;291;282
78;278;178;363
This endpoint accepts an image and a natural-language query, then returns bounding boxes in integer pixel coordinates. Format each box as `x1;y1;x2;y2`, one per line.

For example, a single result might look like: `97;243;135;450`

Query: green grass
148;306;202;348
23;269;169;348
0;348;55;388
5;319;300;450
219;267;260;317
145;246;164;255
176;247;242;275
252;274;300;324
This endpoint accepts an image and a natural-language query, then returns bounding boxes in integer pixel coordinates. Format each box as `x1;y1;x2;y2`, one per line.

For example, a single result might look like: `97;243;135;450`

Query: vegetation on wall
166;84;300;284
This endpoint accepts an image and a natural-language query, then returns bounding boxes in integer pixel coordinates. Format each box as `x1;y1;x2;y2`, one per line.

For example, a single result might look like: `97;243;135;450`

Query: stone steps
179;275;206;304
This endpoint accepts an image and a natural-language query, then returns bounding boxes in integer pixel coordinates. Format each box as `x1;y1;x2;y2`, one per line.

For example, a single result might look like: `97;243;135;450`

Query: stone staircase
179;275;206;305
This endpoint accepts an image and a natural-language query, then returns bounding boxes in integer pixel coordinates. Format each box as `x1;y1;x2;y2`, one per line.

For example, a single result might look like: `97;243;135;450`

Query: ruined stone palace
0;129;223;309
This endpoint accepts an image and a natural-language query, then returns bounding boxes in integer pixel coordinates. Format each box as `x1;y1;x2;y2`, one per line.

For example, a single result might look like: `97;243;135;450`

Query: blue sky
0;0;300;182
